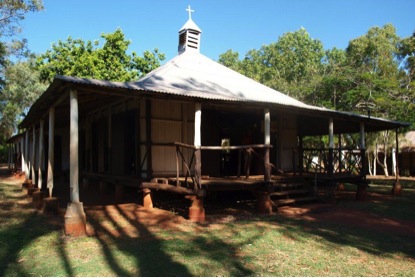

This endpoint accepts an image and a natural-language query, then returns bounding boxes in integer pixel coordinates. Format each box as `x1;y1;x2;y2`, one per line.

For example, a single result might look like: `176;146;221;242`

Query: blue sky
20;0;415;62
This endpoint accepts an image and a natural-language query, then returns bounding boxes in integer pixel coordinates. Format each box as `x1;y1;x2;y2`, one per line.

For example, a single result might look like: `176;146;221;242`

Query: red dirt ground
2;168;415;237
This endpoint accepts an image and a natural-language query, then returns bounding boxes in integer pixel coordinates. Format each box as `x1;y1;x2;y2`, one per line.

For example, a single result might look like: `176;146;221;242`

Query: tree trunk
367;152;373;176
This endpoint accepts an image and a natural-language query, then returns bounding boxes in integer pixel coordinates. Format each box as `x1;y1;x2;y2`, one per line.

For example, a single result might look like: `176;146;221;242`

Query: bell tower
178;5;202;54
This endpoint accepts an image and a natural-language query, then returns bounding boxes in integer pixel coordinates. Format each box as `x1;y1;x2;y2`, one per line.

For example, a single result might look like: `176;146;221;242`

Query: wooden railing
173;142;274;190
301;148;365;176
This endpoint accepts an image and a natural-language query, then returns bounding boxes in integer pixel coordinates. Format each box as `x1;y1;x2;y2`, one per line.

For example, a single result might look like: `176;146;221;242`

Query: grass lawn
1;174;414;276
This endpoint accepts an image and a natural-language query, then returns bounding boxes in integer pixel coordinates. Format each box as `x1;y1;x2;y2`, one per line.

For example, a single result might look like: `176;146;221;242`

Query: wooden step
270;189;311;197
275;196;316;206
274;182;306;190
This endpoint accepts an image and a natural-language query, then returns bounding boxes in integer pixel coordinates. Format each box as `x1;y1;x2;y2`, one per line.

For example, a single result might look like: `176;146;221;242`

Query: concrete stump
43;197;59;214
99;181;108;194
143;188;153;209
187;195;205;223
27;187;39;196
392;181;402;195
115;184;124;203
32;191;44;210
22;179;32;191
356;182;368;201
256;191;273;214
64;202;87;237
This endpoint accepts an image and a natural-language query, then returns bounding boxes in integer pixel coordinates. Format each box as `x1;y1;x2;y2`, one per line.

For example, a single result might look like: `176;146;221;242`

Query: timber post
44;107;59;214
194;103;202;189
25;130;30;181
31;125;36;186
328;118;334;176
64;89;87;237
264;108;271;182
38;119;44;190
47;107;55;198
185;103;205;223
392;128;402;195
356;122;368;201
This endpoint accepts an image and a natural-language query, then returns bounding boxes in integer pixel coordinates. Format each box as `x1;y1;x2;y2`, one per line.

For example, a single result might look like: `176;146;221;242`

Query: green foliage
36;29;165;83
219;24;415;129
0;0;43;37
0;59;47;140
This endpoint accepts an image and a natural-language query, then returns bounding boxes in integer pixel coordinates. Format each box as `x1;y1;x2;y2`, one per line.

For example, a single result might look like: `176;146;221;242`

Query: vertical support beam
65;89;86;237
69;89;79;203
392;128;402;195
47;107;55;197
182;103;188;176
264;108;271;182
108;107;112;174
328;118;334;176
194;103;202;190
145;100;152;179
360;122;366;177
298;135;304;175
85;114;90;172
31;125;36;184
356;122;368;201
24;131;30;180
38;119;44;189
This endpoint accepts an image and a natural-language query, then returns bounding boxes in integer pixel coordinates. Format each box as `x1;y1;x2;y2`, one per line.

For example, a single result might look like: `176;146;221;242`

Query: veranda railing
300;148;365;176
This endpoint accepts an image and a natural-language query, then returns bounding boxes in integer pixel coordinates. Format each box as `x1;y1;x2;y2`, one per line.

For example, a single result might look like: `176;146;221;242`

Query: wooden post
69;89;79;203
392;128;402;195
47;107;55;197
356;122;368;201
360;122;367;177
108;107;112;174
31;125;36;184
38;119;44;189
65;89;86;237
328;118;334;176
25;131;30;180
194;103;202;190
264;108;271;182
338;134;342;173
145;100;152;179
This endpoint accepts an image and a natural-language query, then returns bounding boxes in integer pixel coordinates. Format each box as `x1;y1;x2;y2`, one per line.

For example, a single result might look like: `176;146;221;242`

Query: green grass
1;176;415;276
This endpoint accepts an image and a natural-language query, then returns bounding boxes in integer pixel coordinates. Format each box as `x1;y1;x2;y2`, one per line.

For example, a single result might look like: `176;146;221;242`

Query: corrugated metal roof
134;50;326;110
18;51;409;131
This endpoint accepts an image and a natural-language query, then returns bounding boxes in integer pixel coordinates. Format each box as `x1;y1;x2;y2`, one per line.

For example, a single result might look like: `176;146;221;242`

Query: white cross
186;5;194;20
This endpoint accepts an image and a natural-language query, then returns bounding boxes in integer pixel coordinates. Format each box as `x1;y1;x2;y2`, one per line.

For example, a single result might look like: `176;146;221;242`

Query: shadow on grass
0;200;63;276
85;204;256;276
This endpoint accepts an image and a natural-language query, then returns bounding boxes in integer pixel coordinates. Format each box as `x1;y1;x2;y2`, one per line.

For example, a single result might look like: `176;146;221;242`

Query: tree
36;29;165;83
0;0;43;37
218;28;325;101
0;59;47;140
0;0;43;89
